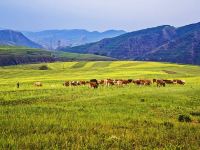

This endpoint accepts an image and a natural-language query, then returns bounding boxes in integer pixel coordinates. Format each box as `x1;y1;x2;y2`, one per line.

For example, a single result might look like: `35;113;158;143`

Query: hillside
137;30;200;64
0;61;200;149
0;46;114;66
23;29;126;49
0;30;42;48
61;22;200;65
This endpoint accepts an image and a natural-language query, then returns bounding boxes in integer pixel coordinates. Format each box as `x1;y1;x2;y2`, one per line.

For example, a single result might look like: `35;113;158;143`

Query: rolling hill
61;22;200;65
23;29;126;49
0;46;115;66
0;30;42;48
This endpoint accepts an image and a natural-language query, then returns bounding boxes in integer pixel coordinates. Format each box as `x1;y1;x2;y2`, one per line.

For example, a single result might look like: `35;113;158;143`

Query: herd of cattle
60;79;185;89
32;79;185;89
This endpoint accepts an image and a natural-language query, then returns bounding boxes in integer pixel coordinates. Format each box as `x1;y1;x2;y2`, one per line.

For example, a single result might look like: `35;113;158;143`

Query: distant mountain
61;22;200;65
0;30;42;48
0;46;114;66
23;29;126;49
137;23;200;64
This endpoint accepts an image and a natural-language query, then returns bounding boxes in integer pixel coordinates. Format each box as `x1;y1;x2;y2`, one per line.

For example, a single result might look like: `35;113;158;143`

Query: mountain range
0;23;200;65
61;22;200;65
22;29;126;49
0;30;42;48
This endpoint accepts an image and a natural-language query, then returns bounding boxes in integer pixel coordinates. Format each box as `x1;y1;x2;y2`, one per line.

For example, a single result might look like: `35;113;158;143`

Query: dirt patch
163;70;177;74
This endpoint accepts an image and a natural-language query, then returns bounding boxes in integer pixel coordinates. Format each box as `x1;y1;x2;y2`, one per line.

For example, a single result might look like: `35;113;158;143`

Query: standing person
17;82;20;88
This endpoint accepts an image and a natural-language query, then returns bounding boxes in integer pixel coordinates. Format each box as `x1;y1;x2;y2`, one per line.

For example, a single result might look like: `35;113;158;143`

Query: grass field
0;61;200;149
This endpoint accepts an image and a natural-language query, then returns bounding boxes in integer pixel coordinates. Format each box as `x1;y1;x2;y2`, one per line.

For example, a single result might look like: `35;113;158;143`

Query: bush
39;65;49;70
178;114;192;122
140;99;145;102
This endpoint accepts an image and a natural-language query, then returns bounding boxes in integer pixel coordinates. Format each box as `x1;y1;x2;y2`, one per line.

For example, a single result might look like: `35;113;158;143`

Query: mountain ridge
23;29;126;49
61;22;200;65
0;30;42;48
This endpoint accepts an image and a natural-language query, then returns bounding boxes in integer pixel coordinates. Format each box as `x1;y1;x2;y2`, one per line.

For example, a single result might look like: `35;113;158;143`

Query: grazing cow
133;79;142;85
98;80;104;85
156;80;166;87
34;82;42;87
85;81;90;84
153;79;157;83
70;81;79;86
163;79;175;84
116;80;123;86
173;80;185;85
90;79;99;89
63;81;70;87
79;81;87;85
122;80;130;85
128;79;133;83
133;79;151;86
104;79;114;86
143;80;152;86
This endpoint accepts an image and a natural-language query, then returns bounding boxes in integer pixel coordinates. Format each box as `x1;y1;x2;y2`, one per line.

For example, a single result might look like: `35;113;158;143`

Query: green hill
0;46;114;66
0;61;200;149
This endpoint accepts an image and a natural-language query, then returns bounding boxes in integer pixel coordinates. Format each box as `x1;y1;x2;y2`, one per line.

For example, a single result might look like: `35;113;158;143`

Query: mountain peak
0;30;42;48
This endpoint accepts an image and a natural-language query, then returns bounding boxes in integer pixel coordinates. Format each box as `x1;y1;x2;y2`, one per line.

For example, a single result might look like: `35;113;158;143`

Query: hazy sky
0;0;200;31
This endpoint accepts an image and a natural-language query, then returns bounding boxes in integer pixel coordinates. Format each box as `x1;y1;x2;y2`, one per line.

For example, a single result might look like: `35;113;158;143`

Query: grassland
0;61;200;149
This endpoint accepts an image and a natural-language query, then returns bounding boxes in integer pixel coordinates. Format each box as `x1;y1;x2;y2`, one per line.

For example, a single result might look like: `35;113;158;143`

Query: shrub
39;65;49;70
140;99;145;102
178;114;192;122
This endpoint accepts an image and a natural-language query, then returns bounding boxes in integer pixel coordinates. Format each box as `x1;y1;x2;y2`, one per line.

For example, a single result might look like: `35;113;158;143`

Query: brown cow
122;80;130;85
34;82;42;87
133;79;151;86
156;80;166;87
70;81;79;86
116;80;123;86
133;79;142;85
173;79;185;85
153;79;157;83
104;79;114;86
143;80;152;86
79;81;87;85
98;80;104;85
163;79;175;84
90;79;99;89
63;81;70;86
128;79;133;83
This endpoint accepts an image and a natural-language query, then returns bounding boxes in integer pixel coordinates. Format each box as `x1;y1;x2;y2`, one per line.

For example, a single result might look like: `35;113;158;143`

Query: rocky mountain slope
0;30;42;48
61;22;200;65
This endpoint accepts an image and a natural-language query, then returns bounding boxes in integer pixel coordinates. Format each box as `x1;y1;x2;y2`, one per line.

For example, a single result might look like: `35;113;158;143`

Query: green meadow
0;61;200;149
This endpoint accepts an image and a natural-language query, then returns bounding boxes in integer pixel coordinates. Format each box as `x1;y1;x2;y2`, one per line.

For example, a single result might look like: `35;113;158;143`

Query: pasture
0;61;200;149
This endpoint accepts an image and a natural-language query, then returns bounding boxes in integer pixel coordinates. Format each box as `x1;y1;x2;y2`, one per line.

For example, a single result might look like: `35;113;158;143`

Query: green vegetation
0;46;114;66
38;65;49;70
0;61;200;149
0;45;51;55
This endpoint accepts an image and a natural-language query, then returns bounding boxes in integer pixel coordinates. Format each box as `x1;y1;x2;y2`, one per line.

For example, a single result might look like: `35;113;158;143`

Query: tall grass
0;61;200;149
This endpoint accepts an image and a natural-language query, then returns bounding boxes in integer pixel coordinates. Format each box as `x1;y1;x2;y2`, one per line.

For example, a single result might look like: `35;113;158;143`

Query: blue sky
0;0;200;31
